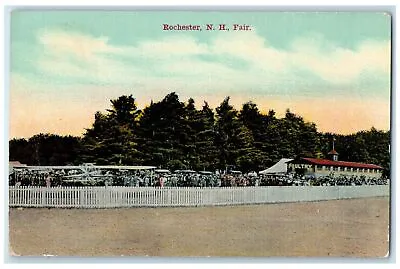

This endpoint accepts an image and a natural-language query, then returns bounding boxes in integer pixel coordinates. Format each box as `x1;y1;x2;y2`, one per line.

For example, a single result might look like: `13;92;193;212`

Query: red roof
328;149;338;155
292;158;383;170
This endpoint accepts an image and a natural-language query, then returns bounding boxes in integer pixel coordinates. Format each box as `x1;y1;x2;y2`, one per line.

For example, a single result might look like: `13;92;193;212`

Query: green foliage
214;97;256;171
9;134;81;165
80;95;142;165
135;92;187;168
9;93;390;176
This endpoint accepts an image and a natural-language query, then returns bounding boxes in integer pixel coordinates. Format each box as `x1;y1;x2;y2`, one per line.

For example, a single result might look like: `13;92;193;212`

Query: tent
259;158;293;175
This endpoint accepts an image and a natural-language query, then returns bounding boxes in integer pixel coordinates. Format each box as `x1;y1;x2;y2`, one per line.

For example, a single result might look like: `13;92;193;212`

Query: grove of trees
9;92;391;176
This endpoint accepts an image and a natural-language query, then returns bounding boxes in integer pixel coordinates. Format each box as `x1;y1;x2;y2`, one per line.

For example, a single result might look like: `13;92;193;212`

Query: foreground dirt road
8;197;389;257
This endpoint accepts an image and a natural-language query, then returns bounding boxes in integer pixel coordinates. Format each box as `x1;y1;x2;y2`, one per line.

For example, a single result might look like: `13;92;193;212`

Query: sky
9;11;391;138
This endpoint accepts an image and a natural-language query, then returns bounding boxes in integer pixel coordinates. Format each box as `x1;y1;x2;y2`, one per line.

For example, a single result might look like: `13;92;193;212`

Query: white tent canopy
259;158;293;175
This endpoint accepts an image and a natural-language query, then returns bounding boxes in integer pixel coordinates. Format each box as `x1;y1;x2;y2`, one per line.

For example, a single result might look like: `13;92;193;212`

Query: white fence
8;186;389;208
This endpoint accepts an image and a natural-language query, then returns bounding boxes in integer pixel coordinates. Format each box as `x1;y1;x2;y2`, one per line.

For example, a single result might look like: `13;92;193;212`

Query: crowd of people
9;168;389;187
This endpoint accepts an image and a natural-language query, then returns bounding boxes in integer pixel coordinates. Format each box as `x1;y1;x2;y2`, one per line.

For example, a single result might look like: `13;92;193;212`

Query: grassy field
8;197;389;257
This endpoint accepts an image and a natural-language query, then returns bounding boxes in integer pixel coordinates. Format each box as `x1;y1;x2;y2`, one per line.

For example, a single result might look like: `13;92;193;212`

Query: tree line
9;92;391;176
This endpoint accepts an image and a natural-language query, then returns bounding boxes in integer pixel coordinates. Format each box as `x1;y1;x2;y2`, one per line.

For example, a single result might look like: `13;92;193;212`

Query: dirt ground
8;197;389;257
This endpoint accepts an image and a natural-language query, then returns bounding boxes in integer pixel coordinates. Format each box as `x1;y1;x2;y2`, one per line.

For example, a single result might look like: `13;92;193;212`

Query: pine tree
196;101;219;171
136;92;188;170
215;97;255;172
81;95;141;165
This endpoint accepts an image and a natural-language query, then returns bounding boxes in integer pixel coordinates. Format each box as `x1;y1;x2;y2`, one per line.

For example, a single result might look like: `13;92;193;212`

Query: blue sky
10;11;391;138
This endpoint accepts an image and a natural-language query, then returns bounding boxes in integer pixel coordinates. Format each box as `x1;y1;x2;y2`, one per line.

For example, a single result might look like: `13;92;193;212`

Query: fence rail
8;186;389;208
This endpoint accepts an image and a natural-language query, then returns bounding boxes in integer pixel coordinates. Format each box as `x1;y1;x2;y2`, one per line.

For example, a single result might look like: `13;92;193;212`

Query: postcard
8;10;391;258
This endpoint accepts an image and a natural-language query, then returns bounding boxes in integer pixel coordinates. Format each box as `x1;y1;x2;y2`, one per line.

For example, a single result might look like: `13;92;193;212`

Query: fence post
79;187;84;207
40;187;46;207
166;187;170;206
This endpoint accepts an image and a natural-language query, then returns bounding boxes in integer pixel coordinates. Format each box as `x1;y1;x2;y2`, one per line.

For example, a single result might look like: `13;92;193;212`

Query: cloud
290;35;390;84
210;31;289;72
31;29;391;94
36;31;143;85
38;29;120;60
137;36;209;58
10;28;391;137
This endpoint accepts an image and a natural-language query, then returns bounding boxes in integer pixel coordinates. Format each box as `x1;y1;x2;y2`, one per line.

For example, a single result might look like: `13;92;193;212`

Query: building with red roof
286;139;383;179
287;157;383;179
